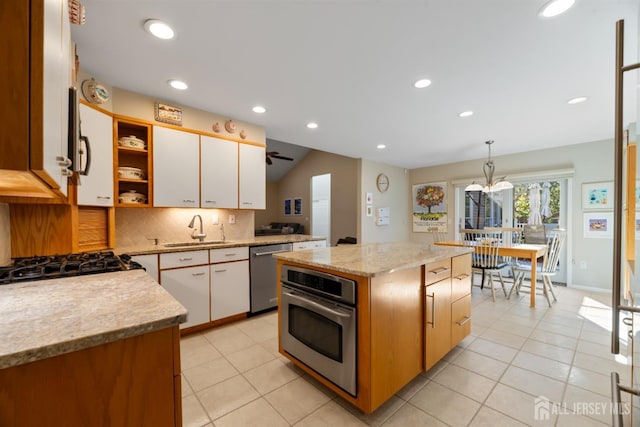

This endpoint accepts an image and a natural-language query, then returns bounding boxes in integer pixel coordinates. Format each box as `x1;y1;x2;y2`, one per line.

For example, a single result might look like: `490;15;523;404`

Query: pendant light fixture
465;140;513;193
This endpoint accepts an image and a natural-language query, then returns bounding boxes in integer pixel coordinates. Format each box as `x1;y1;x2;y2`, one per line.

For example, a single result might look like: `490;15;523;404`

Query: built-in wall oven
279;265;357;396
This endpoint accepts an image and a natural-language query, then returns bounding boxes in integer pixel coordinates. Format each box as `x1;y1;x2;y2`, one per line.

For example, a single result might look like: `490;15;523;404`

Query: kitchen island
0;269;187;427
274;242;473;413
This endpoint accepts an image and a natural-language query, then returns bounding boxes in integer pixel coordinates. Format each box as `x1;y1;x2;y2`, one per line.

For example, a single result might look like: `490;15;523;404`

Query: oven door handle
283;291;351;319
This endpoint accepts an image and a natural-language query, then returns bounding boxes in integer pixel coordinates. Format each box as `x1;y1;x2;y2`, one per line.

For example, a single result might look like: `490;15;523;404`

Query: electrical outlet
579;260;587;270
211;214;219;225
229;214;236;224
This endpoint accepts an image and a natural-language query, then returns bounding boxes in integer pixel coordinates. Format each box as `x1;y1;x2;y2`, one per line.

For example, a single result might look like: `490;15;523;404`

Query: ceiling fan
266;151;294;165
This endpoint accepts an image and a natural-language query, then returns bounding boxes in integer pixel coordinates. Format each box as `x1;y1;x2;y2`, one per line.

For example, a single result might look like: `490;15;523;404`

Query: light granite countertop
273;242;473;277
0;269;187;370
117;234;327;256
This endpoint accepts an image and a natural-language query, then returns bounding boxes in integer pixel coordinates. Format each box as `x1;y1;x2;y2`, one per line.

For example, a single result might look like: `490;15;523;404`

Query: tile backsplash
115;208;254;250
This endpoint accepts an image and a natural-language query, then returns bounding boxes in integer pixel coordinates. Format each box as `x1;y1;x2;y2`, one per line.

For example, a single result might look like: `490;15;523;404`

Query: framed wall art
582;181;614;210
412;182;447;232
294;198;302;215
154;102;183;126
284;199;291;215
583;212;613;239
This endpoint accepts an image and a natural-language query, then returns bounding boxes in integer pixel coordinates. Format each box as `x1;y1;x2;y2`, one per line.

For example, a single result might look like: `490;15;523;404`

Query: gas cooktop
0;251;143;285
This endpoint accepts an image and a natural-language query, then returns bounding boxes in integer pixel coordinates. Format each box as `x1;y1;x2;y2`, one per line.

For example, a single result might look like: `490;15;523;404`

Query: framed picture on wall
582;181;614;210
583;212;613;238
412;182;448;232
294;198;302;215
284;199;291;215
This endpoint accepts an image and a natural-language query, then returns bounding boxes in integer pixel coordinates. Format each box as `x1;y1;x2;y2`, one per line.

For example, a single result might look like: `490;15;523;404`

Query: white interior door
311;174;331;244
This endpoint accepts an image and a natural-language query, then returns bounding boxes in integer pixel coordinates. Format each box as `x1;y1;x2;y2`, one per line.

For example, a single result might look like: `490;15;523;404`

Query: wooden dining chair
429;230;447;243
460;230;509;302
508;229;566;307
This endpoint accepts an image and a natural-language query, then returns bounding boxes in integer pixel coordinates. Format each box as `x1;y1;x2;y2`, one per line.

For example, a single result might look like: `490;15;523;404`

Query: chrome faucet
188;214;206;242
220;224;226;242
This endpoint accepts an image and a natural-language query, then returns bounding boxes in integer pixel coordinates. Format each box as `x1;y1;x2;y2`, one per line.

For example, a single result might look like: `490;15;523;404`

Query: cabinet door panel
238;144;265;209
451;294;471;346
424;279;451;371
153;127;200;207
451;253;471;301
201;135;238;208
211;260;249;321
132;254;159;282
78;104;113;206
160;266;210;329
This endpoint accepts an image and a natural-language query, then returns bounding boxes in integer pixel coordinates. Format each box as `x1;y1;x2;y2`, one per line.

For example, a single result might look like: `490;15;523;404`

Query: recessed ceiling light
377;144;386;150
306;122;318;129
459;111;474;118
144;19;175;40
252;106;266;114
567;96;588;104
414;79;432;89
168;80;188;90
538;0;576;18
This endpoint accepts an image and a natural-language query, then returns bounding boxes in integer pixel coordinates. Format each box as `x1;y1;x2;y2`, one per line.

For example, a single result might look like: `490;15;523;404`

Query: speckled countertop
0;269;187;370
273;242;473;277
117;234;327;256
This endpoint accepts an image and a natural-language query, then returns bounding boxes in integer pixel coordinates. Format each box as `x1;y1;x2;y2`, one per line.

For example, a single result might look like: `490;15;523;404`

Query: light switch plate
229;214;236;224
211;214;219;225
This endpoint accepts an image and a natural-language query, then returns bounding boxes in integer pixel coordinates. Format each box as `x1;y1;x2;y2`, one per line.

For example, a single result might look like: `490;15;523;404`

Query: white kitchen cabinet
77;104;113;206
159;250;209;329
210;247;249;321
238;144;266;209
292;240;327;251
153;126;200;207
41;0;72;197
201;135;238;209
131;254;159;282
160;264;210;329
211;260;249;321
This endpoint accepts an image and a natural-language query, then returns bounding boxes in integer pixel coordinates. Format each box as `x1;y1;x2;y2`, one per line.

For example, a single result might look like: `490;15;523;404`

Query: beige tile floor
179;282;635;426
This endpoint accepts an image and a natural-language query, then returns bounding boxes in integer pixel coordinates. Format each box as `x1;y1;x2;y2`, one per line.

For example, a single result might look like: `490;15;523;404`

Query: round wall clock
376;173;389;193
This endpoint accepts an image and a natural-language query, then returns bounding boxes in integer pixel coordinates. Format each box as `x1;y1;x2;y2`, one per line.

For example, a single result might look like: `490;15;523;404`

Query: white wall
410;139;614;291
359;160;410;243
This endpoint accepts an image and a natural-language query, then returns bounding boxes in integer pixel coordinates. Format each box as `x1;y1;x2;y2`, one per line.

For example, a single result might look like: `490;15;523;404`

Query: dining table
434;240;547;308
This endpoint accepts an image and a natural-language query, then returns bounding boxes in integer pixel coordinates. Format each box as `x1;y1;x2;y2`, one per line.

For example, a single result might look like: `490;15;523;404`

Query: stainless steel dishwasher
249;243;293;313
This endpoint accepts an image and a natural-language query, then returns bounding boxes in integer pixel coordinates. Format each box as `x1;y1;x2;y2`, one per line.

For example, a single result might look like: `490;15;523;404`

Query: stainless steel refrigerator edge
249;243;293;313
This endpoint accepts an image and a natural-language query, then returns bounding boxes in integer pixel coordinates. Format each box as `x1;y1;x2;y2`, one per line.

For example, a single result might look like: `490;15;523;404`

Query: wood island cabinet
424;253;472;371
0;326;182;427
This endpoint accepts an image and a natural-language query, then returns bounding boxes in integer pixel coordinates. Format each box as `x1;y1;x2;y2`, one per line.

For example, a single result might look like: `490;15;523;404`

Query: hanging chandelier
464;140;513;193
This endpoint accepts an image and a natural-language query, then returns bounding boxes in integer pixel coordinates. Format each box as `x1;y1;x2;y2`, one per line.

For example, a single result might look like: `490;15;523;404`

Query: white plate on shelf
118;167;145;180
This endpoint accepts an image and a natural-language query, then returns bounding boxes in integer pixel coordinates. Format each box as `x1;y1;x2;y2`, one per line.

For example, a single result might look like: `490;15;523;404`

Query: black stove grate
0;251;143;285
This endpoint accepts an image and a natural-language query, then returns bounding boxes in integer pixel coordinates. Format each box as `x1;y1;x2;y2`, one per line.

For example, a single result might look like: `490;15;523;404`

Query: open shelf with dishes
113;117;153;207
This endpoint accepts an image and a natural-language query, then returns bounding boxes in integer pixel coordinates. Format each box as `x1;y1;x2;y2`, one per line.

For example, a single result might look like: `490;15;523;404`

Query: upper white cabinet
41;0;72;197
153;126;200;207
238;144;266;209
201;135;238;209
77;104;113;206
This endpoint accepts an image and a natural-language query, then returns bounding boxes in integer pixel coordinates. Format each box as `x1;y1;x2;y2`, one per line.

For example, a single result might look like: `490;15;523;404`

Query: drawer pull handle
242;202;252;205
456;316;471;326
192;272;206;277
183;199;196;203
225;253;236;257
426;293;435;328
179;257;193;261
97;196;111;200
454;273;470;280
214;269;227;273
430;267;449;275
205;200;216;203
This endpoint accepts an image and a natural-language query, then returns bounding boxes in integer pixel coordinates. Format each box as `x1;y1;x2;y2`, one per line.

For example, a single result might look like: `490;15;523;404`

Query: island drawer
451;253;471;301
451;294;471;345
210;246;249;263
160;250;209;269
425;259;451;285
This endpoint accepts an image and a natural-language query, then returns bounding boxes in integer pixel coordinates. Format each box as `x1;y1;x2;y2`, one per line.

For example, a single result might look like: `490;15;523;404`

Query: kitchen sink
163;241;228;247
